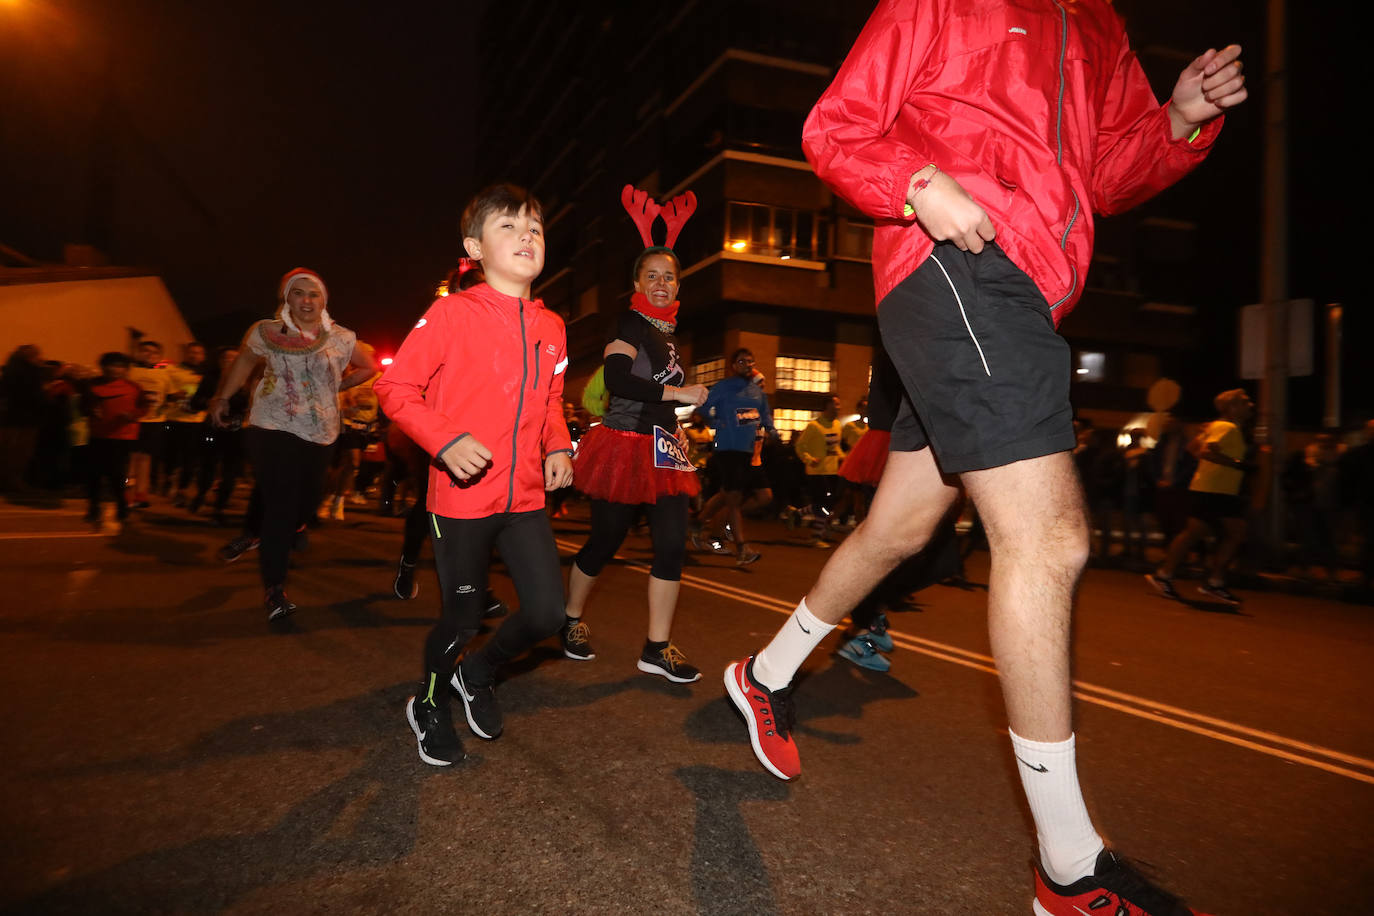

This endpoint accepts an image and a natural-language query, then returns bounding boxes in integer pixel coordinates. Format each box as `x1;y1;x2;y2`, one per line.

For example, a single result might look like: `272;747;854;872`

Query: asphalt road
1;497;1370;915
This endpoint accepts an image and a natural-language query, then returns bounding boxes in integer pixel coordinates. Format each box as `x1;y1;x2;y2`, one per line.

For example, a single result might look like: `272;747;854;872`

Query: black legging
574;495;689;582
424;509;565;691
401;469;430;564
86;438;131;519
245;428;334;589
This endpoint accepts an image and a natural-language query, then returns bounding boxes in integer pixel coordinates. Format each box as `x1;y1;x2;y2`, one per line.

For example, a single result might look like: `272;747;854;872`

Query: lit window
724;202;826;261
773;408;816;435
693;358;725;386
1075;352;1106;382
775;356;833;393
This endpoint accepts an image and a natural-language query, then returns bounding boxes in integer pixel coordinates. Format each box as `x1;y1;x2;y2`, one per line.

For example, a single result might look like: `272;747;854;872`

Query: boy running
376;184;573;767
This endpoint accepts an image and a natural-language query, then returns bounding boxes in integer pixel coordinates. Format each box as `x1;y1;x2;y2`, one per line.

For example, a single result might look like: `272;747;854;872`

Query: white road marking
555;538;1374;786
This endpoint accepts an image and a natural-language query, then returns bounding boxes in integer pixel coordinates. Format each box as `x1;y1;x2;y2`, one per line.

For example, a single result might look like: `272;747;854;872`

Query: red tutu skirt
840;429;890;485
574;424;701;504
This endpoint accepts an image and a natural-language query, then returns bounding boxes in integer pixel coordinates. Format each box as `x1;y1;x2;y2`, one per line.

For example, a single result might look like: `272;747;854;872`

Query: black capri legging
575;495;689;582
424;509;565;682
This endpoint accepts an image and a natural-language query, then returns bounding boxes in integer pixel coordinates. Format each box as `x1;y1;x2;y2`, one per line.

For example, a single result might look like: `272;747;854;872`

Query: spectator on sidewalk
0;344;46;494
81;352;146;527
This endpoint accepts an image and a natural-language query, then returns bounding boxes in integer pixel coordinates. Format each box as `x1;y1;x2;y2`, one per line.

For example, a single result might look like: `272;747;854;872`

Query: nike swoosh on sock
1016;755;1050;773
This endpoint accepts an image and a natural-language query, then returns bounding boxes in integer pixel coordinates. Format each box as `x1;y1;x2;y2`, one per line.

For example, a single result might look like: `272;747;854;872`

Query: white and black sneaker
393;557;418;599
219;535;259;563
264;587;295;622
405;696;463;766
451;661;503;740
638;642;702;683
561;618;596;660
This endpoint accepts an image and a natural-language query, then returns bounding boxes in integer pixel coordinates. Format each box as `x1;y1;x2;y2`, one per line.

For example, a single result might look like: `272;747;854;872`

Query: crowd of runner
8;5;1374;911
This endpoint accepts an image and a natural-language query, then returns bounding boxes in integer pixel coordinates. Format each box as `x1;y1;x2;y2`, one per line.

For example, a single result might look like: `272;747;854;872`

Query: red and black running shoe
1034;849;1211;916
724;656;800;780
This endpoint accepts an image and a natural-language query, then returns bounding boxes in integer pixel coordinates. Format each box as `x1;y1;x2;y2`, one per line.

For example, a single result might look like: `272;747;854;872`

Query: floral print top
244;320;356;445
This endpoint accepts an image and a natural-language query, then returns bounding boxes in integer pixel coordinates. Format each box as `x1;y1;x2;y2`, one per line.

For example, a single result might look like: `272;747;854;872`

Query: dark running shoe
724;656;799;780
483;591;509;619
561;618;595;660
638;642;702;683
1145;573;1180;601
735;546;762;567
451;661;503;740
1196;582;1242;605
1033;849;1210;916
866;612;894;652
218;535;259;563
836;634;891;672
264;587;295;622
393;557;419;599
405;695;463;766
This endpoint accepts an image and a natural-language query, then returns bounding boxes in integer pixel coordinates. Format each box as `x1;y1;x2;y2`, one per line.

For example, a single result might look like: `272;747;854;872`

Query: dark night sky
0;0;1360;419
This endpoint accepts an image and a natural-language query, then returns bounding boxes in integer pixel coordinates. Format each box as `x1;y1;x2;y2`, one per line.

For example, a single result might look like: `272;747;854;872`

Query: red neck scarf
629;291;679;327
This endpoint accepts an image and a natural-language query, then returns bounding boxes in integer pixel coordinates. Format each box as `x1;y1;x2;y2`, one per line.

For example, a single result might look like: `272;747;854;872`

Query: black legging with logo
422;509;565;695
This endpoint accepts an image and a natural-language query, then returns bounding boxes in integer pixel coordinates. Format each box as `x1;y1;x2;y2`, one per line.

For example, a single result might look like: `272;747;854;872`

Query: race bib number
653;425;695;472
735;406;760;427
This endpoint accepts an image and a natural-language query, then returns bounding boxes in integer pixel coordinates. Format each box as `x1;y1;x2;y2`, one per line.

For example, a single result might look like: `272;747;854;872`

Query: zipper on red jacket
507;299;529;513
532;339;541;390
1050;0;1077;313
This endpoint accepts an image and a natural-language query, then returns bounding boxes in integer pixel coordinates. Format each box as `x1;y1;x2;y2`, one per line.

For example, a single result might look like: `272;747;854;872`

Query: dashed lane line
554;538;1374;786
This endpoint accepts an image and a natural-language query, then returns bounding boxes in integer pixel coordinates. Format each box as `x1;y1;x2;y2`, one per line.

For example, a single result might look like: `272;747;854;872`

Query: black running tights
424;510;565;691
574;495;689;582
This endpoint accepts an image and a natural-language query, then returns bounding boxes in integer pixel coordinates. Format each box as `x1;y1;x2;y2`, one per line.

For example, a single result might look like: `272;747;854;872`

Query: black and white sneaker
1197;582;1242;605
451;661;503;739
638;643;702;683
393;557;418;599
264;587;296;621
1145;573;1180;601
405;696;463;766
219;535;259;563
561;618;596;660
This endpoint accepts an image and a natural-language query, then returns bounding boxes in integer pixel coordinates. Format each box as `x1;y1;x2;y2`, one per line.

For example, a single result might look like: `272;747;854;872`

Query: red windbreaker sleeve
801;0;936;221
374;301;467;461
542;324;573;457
1089;22;1223;216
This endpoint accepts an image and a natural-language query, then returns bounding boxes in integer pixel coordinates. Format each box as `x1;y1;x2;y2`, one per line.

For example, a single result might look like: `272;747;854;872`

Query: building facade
476;0;1213;434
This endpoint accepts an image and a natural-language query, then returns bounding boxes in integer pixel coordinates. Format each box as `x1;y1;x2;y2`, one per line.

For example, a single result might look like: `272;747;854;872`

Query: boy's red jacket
802;0;1223;324
375;282;572;519
87;377;145;440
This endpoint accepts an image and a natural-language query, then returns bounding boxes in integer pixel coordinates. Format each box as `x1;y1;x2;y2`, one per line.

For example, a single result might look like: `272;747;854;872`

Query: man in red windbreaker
723;4;1247;913
376;183;574;768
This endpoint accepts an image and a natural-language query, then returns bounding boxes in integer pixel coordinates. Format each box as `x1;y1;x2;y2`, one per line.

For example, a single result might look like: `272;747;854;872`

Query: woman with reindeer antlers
560;186;709;683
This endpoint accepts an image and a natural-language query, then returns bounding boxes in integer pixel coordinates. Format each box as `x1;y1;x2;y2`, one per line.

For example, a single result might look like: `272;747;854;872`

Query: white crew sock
1009;728;1105;886
752;598;834;691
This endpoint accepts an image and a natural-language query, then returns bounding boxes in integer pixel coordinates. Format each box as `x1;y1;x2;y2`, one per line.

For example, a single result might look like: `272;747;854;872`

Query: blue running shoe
866;613;894;652
837;635;891;672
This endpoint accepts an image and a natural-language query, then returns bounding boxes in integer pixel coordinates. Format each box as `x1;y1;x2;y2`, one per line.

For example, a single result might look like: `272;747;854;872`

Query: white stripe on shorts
929;254;991;377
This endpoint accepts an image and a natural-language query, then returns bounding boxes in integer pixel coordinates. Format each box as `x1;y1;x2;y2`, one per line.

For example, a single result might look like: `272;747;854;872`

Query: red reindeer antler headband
620;184;696;250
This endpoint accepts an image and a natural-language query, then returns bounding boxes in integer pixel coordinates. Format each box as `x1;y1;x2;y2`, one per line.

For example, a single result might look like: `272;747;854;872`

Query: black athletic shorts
877;241;1075;474
1187;490;1245;529
133;421;163;455
714;449;768;493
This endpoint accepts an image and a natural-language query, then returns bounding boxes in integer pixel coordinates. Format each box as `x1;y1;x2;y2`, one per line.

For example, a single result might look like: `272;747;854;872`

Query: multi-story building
476;1;1218;435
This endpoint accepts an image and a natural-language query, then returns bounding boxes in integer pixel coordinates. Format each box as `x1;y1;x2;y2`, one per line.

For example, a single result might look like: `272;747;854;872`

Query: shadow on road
7;683;466;914
676;765;788;916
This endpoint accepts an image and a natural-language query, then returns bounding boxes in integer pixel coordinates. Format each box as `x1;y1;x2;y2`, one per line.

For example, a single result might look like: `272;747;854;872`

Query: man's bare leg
960;451;1086;741
805;447;960;622
749;448;959;691
960;450;1101;884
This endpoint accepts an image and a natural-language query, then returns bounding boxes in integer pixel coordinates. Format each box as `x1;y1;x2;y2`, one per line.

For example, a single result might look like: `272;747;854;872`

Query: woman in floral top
210;268;376;620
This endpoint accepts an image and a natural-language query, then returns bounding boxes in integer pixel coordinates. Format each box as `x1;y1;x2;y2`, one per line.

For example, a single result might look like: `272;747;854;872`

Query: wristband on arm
902;164;939;217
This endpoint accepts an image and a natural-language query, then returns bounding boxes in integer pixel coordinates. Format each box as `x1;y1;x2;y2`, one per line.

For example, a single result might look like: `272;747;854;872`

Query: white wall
0;277;194;367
